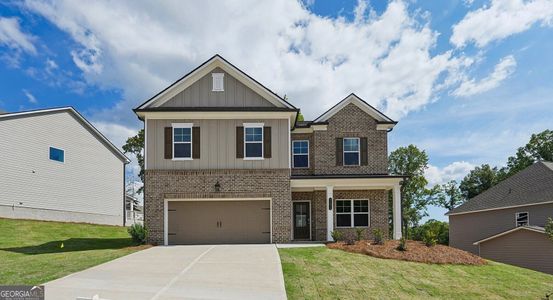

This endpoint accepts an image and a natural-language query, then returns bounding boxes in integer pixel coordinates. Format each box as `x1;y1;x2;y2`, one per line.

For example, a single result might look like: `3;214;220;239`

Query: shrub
331;230;343;242
546;218;553;242
355;228;365;241
372;228;385;245
409;219;449;245
397;237;407;251
423;230;438;247
128;223;148;244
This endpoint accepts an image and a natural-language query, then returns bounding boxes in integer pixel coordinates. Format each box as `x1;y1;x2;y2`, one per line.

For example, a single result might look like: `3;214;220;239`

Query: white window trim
343;137;360;166
49;146;65;164
212;73;224;92
243;123;264;160
515;211;529;227
335;199;370;228
172;123;193;160
292;140;309;168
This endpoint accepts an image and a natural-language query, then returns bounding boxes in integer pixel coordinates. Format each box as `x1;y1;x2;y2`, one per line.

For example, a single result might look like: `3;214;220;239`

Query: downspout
123;163;126;227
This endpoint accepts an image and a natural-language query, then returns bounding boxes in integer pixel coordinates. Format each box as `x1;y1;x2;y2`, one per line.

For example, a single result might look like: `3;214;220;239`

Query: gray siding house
0;107;130;225
134;54;404;245
448;161;553;274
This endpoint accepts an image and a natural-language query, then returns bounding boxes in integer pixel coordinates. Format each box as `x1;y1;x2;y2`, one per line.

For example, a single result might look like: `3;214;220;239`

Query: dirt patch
327;240;486;265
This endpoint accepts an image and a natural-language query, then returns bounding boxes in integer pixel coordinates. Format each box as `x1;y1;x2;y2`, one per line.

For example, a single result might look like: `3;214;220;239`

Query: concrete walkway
45;245;287;300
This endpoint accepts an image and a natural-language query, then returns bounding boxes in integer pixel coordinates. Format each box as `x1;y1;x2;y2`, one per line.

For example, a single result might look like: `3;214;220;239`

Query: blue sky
1;0;552;221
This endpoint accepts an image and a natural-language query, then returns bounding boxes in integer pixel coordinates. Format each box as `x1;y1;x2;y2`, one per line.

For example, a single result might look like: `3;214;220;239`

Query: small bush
397;237;407;251
355;228;365;241
128;223;148;244
423;230;438;247
331;230;343;242
546;218;553;242
372;228;385;245
409;219;449;245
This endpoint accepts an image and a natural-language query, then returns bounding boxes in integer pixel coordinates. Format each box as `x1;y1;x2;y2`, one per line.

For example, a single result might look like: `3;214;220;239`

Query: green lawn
0;218;145;285
279;247;553;299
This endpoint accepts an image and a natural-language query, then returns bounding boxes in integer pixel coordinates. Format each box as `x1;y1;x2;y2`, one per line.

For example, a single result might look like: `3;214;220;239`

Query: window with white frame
49;147;65;163
515;212;529;227
244;124;263;158
343;137;360;166
173;124;192;159
336;200;369;227
212;73;224;91
292;140;309;168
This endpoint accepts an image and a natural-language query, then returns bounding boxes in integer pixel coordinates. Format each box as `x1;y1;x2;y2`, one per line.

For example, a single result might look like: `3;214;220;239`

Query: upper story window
49;147;65;163
343;137;360;166
173;123;192;159
515;212;529;227
292;140;309;168
244;124;263;159
212;73;224;91
336;200;369;227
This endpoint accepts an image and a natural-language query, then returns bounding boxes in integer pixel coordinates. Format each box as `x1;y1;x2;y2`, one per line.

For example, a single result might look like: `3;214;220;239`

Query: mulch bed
327;240;486;265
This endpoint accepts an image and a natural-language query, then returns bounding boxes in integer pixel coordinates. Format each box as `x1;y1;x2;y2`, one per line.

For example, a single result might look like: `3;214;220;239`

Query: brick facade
145;169;291;245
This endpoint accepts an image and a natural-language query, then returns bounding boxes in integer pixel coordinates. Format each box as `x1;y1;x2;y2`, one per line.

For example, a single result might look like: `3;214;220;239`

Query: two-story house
134;55;403;245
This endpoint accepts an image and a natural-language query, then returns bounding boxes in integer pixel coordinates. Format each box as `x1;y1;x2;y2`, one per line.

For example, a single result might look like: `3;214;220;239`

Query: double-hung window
343;137;360;166
336;200;369;227
244;124;263;159
515;212;529;227
173;123;192;159
292;140;309;168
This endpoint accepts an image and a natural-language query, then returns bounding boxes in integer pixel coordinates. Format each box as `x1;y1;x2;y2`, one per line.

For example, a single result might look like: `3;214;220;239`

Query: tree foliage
388;145;433;237
546;218;553;242
459;164;500;200
409;219;449;245
123;129;145;194
297;112;304;122
503;129;553;177
432;180;465;211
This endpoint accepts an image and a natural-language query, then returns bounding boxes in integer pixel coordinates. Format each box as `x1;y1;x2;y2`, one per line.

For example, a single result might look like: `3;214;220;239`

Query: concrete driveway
45;245;287;300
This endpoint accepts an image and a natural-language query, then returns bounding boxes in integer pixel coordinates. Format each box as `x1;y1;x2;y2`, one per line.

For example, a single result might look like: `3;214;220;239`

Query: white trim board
314;94;395;128
446;201;553;216
472;226;546;245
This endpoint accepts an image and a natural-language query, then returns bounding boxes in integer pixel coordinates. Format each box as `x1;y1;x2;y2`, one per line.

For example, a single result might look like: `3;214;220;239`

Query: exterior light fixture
328;197;333;210
214;181;221;192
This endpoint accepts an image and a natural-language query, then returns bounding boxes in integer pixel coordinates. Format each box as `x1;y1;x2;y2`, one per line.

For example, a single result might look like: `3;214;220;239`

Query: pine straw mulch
327;240;486;265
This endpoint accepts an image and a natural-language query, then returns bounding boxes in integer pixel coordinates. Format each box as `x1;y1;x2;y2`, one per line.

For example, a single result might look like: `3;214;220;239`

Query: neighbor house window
49;147;64;163
212;73;224;91
173;123;192;159
336;200;369;227
515;212;529;227
244;124;263;159
292;140;309;168
343;137;360;166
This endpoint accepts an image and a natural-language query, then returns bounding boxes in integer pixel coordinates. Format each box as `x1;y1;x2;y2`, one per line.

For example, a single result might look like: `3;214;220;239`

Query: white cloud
22;89;37;104
0;17;37;54
452;55;516;97
451;0;553;48
425;161;475;186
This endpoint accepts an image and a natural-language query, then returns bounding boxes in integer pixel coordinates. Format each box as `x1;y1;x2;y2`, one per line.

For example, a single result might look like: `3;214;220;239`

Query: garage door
168;200;271;245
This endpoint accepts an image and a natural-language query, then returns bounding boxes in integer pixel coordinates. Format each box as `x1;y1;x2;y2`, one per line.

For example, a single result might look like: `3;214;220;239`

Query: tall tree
123;129;145;194
388;145;433;237
459;164;499;200
503;129;553;178
431;180;464;211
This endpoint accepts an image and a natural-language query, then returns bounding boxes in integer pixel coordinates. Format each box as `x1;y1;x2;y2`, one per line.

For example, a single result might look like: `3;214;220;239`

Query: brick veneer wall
145;169;291;245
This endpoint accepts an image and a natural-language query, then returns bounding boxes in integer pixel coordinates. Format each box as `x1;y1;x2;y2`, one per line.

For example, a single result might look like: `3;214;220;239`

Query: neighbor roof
0;107;130;163
472;226;546;245
447;161;553;216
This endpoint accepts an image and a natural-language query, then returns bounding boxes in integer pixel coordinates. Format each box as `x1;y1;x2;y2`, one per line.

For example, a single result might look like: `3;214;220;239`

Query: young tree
388;145;433;237
503;129;553;178
546;218;553;242
123;129;145;194
459;164;500;199
432;180;465;211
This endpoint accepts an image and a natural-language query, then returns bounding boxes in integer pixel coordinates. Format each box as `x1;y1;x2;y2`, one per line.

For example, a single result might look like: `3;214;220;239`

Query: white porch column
392;184;402;239
326;185;334;241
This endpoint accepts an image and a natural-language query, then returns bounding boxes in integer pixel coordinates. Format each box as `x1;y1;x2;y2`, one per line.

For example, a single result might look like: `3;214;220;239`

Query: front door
293;202;310;240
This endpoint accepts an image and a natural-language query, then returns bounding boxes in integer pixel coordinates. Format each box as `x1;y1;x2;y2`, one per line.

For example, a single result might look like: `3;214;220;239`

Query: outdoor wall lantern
328;197;333;210
214;181;221;192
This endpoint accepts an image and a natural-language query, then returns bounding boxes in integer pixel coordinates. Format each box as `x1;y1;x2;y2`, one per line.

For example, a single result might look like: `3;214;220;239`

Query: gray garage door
168;200;271;245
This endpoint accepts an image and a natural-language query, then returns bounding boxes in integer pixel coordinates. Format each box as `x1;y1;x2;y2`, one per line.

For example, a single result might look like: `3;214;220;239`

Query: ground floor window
336;199;369;227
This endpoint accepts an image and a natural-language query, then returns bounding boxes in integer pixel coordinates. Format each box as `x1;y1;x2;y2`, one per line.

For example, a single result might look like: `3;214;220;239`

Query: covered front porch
290;175;403;242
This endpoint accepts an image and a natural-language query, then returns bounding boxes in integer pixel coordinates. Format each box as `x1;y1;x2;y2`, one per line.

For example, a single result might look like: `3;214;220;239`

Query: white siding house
0;107;130;225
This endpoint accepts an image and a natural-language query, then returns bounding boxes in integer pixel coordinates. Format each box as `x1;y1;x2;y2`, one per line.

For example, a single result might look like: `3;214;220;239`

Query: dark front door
293;202;310;240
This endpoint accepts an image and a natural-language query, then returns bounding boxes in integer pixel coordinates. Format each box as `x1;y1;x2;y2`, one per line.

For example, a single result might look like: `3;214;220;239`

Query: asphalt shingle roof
447;161;553;215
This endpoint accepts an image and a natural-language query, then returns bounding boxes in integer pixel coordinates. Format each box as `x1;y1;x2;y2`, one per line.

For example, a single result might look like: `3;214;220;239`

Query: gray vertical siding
449;202;553;254
161;67;275;108
479;229;553;274
0;111;124;225
146;119;289;170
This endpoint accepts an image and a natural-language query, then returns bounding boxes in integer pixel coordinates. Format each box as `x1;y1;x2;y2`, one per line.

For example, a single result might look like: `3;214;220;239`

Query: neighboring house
0;107;130;226
134;54;403;245
447;161;553;274
125;194;144;225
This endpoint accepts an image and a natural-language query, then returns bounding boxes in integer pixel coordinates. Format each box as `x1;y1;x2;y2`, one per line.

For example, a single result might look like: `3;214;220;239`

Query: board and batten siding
161;67;275;108
449;202;553;254
146;119;289;170
0;112;124;225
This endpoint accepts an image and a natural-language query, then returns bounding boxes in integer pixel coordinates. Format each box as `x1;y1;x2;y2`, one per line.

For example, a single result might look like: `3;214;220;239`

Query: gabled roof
313;93;397;129
447;161;553;216
135;54;296;111
0;107;130;163
472;226;546;245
